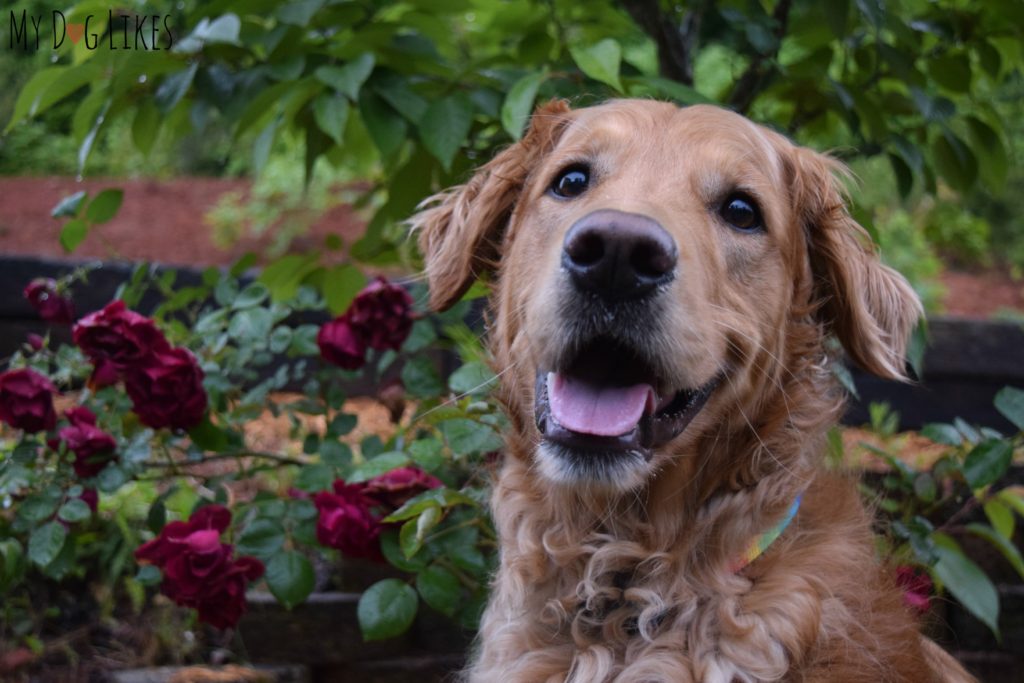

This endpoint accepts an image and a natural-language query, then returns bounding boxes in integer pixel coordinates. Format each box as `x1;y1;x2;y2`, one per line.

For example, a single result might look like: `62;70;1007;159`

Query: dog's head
414;99;920;492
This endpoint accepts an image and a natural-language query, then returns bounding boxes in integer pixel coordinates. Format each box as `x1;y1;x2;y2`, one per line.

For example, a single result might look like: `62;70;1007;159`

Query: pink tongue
547;372;656;437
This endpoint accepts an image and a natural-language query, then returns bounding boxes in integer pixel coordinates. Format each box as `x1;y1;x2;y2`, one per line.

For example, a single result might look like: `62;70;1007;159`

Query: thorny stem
145;450;306;468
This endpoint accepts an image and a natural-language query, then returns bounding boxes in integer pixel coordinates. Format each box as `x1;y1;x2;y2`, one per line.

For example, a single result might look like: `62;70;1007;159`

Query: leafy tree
5;0;1021;270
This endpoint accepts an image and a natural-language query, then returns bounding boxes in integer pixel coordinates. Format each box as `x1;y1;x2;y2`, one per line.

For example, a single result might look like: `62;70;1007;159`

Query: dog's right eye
550;165;590;198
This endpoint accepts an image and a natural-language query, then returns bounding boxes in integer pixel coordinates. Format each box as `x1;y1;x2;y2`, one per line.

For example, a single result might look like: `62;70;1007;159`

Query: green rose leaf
448;361;497;397
28;522;67;568
0;540;26;592
228;307;274;341
236;518;287;558
931;532;999;635
401;356;443;398
966;523;1024;580
358;578;418;640
439;418;503;456
51;191;88;218
416;564;461;616
962;439;1013;490
59;219;89;253
232;282;270;309
265;551;315;609
57;498;92;523
349;451;410;483
920;423;961;446
994;386;1024;432
85;189;123;224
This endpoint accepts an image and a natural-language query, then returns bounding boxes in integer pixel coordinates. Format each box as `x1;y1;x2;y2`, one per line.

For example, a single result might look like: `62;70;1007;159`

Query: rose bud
24;278;74;325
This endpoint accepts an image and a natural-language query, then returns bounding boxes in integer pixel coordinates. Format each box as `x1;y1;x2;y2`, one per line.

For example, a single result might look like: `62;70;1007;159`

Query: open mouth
534;337;720;461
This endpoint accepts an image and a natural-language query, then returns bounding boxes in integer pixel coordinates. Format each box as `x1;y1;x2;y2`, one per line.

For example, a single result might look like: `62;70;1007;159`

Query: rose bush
0;259;502;657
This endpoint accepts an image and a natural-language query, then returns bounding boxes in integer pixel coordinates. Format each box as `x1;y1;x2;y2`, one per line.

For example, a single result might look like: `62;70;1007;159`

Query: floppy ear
791;148;923;380
411;99;572;311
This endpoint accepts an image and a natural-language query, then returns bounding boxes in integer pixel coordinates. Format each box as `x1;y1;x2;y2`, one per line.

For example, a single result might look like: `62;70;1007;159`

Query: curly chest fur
477;522;813;683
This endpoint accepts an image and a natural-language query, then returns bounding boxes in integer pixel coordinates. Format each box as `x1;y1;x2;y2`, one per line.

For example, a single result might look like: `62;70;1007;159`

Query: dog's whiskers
411;360;516;423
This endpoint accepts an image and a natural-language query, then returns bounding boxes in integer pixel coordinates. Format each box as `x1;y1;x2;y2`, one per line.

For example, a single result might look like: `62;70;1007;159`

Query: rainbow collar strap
730;495;802;573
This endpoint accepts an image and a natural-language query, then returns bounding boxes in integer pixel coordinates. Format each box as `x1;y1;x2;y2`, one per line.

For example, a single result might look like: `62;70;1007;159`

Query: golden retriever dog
413;99;976;683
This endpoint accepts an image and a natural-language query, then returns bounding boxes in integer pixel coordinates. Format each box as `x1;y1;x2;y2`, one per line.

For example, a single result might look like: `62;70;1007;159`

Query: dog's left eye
550;165;590;198
720;195;763;232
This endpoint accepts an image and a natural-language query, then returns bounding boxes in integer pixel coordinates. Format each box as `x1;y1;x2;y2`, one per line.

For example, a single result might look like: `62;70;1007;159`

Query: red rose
364;466;443;510
124;347;207;430
346;277;414;351
49;407;117;478
72;300;170;373
135;505;232;567
0;368;57;433
195;556;265;629
895;566;932;616
24;278;74;324
313;481;383;561
26;334;44;352
317;317;367;369
161;528;233;605
134;506;264;630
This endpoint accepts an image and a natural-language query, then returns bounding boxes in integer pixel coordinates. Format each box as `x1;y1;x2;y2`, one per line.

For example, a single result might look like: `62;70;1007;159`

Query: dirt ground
0;176;365;267
0;176;1022;318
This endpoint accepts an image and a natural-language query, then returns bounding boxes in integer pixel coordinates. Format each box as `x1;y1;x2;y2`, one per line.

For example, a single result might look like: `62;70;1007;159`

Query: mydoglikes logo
9;9;174;50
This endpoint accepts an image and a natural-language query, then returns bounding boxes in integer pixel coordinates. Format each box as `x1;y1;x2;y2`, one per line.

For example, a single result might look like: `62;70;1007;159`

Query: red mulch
0;176;1021;319
0;176;365;267
940;269;1024;320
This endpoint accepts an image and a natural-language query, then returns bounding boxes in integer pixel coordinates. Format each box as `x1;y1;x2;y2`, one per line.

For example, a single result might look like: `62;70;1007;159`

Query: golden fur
413;100;974;682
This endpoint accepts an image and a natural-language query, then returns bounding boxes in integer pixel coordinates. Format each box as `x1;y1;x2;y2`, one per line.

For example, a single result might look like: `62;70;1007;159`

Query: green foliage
358;578;418;641
3;0;1024;657
1;241;500;650
867;389;1024;637
5;0;1022;271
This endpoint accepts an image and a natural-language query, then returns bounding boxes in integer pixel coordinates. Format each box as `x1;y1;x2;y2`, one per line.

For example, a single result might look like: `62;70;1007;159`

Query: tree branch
619;0;706;86
726;0;793;114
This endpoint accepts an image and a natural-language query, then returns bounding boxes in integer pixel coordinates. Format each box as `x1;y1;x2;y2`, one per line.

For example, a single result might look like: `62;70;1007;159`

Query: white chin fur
536;441;651;492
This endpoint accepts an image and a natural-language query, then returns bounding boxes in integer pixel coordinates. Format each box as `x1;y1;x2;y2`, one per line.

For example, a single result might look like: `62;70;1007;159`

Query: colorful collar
729;495;802;573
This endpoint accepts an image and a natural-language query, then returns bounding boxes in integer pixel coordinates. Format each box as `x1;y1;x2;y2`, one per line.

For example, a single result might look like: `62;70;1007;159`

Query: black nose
562;210;677;301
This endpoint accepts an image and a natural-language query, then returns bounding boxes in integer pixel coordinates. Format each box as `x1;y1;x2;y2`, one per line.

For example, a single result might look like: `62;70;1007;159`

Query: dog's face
415;100;920;492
